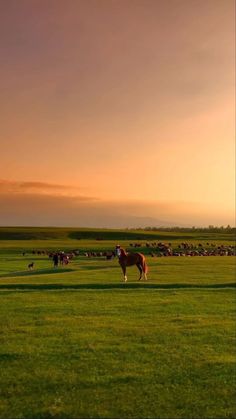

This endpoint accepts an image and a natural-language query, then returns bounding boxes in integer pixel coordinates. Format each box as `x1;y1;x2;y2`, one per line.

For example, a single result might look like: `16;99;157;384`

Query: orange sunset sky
0;0;235;227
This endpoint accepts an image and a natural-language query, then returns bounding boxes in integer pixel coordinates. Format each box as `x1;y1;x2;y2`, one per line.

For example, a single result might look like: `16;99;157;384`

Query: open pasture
0;228;235;418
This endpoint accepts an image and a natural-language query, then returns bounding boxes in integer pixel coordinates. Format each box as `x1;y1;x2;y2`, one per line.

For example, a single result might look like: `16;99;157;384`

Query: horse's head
115;245;121;257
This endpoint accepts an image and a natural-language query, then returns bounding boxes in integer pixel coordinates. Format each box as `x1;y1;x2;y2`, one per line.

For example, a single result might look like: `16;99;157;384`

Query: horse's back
119;252;145;266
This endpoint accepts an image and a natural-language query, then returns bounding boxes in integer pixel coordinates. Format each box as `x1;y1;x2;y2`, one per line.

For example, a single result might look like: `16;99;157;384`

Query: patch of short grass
0;237;235;418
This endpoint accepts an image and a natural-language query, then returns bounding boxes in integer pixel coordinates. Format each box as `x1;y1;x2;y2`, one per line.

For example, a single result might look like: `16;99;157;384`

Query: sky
0;0;235;227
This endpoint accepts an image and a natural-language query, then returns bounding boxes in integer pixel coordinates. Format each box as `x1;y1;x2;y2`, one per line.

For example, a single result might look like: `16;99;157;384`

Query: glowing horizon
0;0;235;227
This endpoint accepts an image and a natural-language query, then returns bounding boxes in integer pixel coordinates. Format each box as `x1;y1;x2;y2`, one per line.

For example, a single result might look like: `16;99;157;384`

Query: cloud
0;186;234;228
0;179;94;198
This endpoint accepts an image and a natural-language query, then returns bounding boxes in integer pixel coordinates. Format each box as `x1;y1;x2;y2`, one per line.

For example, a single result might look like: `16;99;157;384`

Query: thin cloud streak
0;179;94;198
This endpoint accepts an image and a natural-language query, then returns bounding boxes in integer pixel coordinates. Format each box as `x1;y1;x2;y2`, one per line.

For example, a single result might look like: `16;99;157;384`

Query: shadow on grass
0;282;235;292
24;412;71;419
0;353;23;362
0;268;75;278
82;264;116;270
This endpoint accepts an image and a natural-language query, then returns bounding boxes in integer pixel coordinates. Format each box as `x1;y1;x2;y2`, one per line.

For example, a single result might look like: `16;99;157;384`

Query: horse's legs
136;264;143;280
121;265;127;282
142;260;148;280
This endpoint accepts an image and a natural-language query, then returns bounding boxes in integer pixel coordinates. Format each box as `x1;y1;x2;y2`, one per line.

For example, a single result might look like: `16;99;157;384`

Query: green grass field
0;228;235;418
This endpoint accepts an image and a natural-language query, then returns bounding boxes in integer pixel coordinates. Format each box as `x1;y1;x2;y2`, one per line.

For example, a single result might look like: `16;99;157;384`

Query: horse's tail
142;257;148;274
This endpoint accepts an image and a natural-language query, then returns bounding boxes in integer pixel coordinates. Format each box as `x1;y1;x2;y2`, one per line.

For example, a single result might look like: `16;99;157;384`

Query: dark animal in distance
115;245;148;282
28;262;34;270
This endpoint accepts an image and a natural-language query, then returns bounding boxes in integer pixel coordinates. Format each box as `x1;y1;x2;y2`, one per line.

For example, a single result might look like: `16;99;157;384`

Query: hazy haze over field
0;0;235;227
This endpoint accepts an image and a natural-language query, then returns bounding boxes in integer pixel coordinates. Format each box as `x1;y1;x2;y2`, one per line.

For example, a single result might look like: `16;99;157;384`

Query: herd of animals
24;241;235;272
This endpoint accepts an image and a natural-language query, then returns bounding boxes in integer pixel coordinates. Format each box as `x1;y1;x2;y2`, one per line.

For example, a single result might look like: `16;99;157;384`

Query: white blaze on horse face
116;247;121;257
124;275;127;282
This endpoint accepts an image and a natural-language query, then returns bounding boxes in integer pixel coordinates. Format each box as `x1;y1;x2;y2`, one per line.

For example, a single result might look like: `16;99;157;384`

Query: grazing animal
28;262;34;270
115;245;148;282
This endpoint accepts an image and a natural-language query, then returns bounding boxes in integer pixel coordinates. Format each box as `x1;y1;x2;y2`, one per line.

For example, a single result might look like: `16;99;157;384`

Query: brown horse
115;245;148;282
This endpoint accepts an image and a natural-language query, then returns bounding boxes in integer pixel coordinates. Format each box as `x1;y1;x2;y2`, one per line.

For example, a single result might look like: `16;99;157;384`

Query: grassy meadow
0;227;235;418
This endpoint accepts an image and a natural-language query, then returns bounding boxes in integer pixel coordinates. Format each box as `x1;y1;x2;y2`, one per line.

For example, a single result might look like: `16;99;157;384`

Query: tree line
129;225;235;233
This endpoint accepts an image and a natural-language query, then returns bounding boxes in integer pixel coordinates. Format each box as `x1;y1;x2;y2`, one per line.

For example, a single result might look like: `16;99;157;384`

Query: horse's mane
120;248;127;257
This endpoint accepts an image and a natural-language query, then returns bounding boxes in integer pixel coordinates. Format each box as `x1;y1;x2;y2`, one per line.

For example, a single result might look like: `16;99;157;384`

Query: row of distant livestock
22;249;115;261
84;251;115;259
23;242;235;260
130;241;233;249
83;243;235;258
23;249;80;256
148;242;235;257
